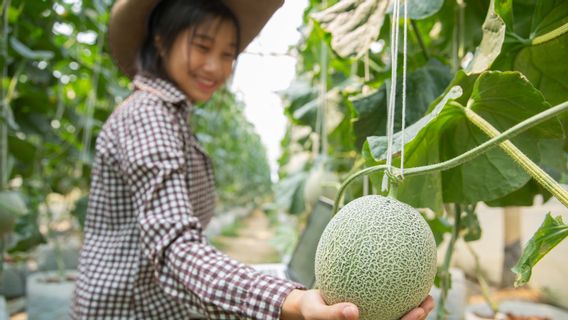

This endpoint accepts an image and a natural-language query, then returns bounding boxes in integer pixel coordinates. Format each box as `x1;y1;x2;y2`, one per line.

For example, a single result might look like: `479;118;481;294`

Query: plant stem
0;236;4;281
332;99;568;213
532;22;568;45
411;20;429;61
0;0;11;189
466;242;500;314
464;107;568;208
436;204;462;320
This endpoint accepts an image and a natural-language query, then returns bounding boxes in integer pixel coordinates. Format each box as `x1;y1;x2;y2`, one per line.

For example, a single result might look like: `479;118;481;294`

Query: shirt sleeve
121;98;304;319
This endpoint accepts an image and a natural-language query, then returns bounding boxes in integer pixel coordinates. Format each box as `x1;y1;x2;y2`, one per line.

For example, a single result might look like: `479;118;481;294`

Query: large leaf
494;0;568;105
512;213;568;287
365;71;564;209
311;0;390;58
352;59;453;149
466;0;506;74
398;0;444;20
274;172;308;215
366;85;463;161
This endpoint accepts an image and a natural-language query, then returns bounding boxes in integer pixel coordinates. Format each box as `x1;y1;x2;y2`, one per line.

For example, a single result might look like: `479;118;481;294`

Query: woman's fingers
299;290;359;320
323;303;359;320
400;307;425;320
420;295;435;314
400;295;435;320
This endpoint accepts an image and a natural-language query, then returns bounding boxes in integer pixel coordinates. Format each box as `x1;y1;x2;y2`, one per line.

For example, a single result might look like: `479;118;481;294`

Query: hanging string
400;0;408;177
315;0;328;159
320;38;328;157
363;53;371;195
382;0;401;192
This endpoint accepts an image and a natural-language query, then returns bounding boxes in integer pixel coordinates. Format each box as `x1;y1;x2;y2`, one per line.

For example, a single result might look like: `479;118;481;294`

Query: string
317;0;328;159
400;0;408;177
382;0;401;192
364;53;371;195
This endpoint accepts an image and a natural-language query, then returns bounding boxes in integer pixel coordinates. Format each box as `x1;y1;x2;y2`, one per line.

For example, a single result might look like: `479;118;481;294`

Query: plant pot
0;296;8;320
36;243;80;272
0;263;28;299
465;300;568;320
26;270;78;320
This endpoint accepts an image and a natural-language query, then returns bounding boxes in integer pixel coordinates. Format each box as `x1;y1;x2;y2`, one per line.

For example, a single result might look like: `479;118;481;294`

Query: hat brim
109;0;284;78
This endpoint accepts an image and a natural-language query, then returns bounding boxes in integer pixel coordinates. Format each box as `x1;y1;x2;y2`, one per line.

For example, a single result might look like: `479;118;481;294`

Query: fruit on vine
303;164;338;206
314;195;437;320
0;192;28;237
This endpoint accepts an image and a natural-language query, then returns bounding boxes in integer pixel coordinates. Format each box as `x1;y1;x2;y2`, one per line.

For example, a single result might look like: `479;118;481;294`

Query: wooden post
502;206;522;287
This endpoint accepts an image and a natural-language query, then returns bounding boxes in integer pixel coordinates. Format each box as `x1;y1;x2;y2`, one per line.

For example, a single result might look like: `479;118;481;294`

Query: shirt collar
133;74;188;105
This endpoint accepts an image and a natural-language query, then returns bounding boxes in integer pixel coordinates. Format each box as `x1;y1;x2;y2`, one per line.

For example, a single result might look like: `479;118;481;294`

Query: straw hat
109;0;284;78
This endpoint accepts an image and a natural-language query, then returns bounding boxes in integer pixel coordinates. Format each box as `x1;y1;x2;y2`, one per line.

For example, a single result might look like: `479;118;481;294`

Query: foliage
512;213;568;287
0;0;272;259
193;88;273;208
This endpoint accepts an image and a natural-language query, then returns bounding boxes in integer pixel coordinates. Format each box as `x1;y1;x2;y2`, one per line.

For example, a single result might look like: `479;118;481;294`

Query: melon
0;192;28;237
303;164;338;206
314;195;437;320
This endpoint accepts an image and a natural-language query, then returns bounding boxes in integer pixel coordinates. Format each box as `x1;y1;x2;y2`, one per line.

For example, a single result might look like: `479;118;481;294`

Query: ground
210;208;282;264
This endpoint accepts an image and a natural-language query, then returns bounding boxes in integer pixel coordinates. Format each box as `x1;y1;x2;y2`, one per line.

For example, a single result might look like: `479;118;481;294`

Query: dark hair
137;0;241;79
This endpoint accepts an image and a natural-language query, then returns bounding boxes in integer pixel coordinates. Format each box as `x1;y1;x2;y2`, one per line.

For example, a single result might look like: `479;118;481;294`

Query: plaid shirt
71;75;303;319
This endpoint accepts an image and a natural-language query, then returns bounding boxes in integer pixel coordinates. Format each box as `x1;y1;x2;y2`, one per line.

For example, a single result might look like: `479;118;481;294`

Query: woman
71;0;435;319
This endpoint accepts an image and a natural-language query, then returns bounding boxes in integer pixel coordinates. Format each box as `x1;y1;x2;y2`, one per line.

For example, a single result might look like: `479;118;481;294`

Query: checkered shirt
70;74;304;319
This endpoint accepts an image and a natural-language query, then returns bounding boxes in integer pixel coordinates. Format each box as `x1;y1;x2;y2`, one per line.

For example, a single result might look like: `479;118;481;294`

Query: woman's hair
137;0;241;79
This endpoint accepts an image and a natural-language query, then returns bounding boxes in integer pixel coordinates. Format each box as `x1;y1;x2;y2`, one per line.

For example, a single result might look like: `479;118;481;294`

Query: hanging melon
303;163;339;206
315;195;437;320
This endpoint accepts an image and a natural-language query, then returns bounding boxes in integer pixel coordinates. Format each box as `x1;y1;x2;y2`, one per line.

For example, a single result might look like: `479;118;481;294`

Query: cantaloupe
314;195;437;320
303;164;339;207
0;192;27;236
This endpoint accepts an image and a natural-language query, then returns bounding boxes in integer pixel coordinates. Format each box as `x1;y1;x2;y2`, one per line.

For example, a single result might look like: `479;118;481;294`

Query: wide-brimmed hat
109;0;284;78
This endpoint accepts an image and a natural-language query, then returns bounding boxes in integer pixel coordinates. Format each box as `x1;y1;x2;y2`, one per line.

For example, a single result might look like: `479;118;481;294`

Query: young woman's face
162;18;238;102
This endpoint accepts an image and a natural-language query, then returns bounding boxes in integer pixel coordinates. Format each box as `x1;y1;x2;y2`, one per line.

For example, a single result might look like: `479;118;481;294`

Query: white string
400;0;408;177
364;54;371;195
320;0;328;157
382;0;401;192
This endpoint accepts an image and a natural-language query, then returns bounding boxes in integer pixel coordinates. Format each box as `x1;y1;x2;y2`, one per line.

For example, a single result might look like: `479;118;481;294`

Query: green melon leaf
352;59;453;149
512;213;568;287
395;0;444;20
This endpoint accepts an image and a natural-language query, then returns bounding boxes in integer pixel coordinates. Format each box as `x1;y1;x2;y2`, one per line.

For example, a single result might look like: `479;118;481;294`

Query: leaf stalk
464;107;568;208
532;22;568;45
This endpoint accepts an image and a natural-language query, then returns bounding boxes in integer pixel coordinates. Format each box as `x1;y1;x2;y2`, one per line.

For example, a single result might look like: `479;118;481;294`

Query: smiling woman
69;0;424;319
157;22;238;102
137;0;240;102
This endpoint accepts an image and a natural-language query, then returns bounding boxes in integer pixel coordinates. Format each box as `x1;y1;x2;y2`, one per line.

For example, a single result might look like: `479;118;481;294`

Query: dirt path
211;209;281;264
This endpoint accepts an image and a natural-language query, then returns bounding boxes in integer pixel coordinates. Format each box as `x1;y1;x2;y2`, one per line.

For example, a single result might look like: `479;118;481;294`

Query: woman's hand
281;289;435;320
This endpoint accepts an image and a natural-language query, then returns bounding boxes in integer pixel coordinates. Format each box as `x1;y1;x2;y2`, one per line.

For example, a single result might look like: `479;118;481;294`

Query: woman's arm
122;97;302;319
